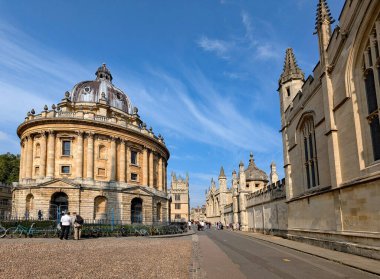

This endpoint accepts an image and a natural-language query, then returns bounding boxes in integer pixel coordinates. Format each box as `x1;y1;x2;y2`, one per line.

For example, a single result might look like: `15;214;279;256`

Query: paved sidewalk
236;231;380;276
196;233;246;279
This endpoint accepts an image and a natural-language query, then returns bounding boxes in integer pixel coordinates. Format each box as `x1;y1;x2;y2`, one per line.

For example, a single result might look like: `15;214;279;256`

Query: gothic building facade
13;64;170;224
169;173;190;222
278;0;380;258
205;153;279;231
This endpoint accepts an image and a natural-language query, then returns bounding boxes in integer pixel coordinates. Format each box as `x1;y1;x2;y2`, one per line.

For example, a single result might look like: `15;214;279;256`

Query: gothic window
301;117;319;188
363;31;380;161
175;194;181;201
175;203;181;209
99;145;107;159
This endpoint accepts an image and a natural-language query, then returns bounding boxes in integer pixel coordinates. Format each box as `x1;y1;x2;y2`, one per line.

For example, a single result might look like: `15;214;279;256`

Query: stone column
119;140;126;182
163;160;167;192
46;130;56;178
158;157;163;191
25;135;34;179
86;132;94;180
40;132;47;178
76;131;84;179
126;144;131;183
109;137;117;181
19;140;25;180
149;150;154;187
142;148;148;185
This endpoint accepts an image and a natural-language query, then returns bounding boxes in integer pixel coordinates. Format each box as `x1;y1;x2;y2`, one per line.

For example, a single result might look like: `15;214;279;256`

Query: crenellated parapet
246;178;286;207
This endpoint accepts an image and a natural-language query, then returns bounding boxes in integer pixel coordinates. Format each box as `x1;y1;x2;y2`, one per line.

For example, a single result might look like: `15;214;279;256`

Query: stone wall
246;179;287;236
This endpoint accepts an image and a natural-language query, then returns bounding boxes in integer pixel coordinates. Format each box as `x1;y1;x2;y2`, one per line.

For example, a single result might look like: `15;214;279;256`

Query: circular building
14;64;170;224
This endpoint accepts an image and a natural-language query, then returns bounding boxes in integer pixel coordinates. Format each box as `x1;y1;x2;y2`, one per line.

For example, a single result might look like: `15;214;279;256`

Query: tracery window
362;25;380;161
301;117;319;188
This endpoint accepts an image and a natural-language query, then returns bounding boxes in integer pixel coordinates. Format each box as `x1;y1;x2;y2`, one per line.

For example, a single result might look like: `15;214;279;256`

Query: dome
245;153;268;182
70;64;133;114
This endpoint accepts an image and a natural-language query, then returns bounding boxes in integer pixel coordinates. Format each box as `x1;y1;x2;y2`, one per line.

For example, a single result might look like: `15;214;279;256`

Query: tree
0;153;20;185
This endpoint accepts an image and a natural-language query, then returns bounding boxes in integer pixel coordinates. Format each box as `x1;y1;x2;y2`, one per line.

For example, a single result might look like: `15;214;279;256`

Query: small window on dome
84;87;91;93
116;93;121;100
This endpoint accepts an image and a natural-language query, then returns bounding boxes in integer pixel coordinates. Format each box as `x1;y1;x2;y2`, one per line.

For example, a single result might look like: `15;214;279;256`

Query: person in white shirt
60;211;72;240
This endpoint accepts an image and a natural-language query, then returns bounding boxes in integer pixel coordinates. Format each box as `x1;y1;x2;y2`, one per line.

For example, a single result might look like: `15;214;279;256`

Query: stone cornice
17;117;170;159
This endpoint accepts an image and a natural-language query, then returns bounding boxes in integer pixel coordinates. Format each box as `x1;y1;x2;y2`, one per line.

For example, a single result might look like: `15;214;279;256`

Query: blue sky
0;0;345;207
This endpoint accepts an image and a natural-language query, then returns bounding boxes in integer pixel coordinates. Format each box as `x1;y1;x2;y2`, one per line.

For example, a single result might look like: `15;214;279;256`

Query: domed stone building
13;64;170;224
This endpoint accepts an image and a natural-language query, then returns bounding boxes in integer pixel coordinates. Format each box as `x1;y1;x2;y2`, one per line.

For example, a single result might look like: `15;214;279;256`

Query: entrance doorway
131;198;143;223
50;192;68;220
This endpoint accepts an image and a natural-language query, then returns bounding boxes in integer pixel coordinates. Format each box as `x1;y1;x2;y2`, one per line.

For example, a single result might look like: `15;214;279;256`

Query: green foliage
1;220;56;229
0;153;20;185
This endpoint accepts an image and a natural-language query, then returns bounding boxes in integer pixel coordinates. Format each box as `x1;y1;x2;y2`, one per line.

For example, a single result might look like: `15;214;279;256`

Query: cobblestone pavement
0;237;192;279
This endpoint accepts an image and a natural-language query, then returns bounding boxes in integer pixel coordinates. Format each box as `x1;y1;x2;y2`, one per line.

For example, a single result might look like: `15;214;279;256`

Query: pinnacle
315;0;335;31
279;48;304;84
219;166;226;178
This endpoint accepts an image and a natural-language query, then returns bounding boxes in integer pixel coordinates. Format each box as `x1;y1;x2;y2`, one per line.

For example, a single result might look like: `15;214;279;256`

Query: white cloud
197;36;232;60
196;10;283;63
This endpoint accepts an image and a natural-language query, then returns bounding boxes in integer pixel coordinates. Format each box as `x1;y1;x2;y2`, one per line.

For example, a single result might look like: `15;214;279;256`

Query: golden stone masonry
13;64;170;224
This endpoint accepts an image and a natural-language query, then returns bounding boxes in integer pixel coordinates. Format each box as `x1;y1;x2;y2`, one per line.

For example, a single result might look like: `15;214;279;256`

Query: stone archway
94;196;108;220
156;202;162;222
50;192;68;220
25;194;34;219
131;198;143;223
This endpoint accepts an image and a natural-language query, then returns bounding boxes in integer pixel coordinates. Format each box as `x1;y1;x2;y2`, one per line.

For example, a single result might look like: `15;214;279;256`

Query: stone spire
219;166;226;178
279;48;305;85
95;63;113;82
314;0;335;66
315;0;335;33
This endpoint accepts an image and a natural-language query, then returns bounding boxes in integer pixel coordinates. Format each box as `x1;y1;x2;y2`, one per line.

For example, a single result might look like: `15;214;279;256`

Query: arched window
300;116;319;188
35;143;41;158
363;40;380;160
94;196;107;220
99;145;107;159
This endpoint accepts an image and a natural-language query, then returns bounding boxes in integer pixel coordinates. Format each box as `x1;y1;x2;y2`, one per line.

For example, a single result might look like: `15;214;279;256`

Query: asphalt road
198;229;379;279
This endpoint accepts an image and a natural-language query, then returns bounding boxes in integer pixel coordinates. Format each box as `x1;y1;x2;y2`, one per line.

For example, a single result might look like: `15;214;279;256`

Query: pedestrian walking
59;211;72;240
38;210;43;221
188;221;192;230
71;212;84;240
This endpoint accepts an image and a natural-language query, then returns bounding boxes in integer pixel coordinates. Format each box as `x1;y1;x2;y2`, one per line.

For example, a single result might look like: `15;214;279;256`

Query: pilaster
46;130;55;178
86;132;94;180
76;131;84;179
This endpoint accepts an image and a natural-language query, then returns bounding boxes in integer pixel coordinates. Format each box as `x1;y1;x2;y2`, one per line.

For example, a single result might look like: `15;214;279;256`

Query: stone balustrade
24;109;165;145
